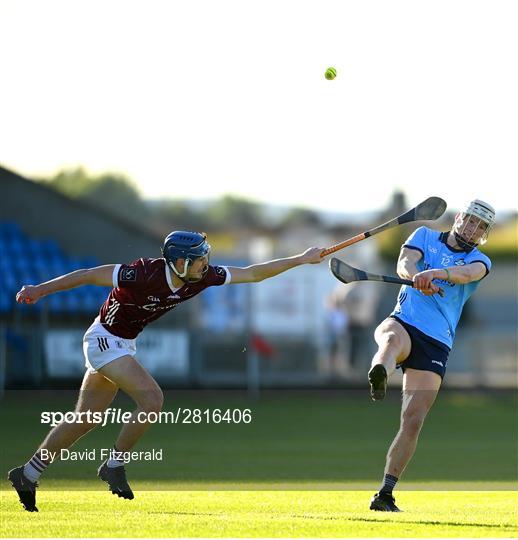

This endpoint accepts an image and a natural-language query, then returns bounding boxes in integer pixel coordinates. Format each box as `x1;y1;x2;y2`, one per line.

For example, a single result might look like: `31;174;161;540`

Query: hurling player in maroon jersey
9;231;324;512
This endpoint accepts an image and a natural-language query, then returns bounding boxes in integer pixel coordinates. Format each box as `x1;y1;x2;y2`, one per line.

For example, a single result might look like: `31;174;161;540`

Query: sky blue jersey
391;226;491;349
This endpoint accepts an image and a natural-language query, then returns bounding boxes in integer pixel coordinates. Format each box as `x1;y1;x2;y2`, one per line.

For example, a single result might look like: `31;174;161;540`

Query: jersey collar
439;232;470;253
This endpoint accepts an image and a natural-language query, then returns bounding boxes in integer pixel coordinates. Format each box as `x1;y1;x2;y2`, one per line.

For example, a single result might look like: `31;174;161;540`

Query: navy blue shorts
391;316;451;379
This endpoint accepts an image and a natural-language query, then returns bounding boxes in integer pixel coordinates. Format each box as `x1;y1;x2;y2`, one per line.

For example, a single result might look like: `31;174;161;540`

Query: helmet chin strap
168;259;209;284
168;259;190;280
453;231;477;252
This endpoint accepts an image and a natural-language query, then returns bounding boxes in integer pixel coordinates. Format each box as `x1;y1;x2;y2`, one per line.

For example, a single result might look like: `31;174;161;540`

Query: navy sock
380;473;398;495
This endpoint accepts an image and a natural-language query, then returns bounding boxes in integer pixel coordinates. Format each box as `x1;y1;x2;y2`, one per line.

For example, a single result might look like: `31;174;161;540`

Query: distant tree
41;168;150;224
206;195;265;229
42;167;92;198
81;173;149;222
152;200;211;233
280;207;322;228
482;215;518;261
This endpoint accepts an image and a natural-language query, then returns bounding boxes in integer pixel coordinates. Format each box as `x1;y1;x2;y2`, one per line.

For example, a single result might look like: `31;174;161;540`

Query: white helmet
453;199;495;250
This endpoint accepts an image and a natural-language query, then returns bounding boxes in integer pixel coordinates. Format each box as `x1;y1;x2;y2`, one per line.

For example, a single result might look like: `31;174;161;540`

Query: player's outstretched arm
226;247;324;284
15;265;117;305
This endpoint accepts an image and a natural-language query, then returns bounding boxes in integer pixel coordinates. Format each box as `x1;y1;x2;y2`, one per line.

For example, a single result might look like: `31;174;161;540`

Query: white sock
23;452;49;482
107;446;125;468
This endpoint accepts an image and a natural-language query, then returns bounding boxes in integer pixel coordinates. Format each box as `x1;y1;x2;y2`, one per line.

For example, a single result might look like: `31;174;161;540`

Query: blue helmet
161;231;211;282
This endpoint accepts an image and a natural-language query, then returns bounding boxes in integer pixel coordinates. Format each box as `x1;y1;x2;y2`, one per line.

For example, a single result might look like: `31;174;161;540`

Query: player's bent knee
382;331;402;349
139;388;164;414
84;421;99;433
74;421;98;436
401;410;426;436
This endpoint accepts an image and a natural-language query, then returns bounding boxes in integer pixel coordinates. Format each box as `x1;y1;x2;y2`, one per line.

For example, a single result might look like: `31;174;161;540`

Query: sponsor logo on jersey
454;259;466;266
121;268;137;281
431;359;444;367
428;246;438;254
142;302;176;312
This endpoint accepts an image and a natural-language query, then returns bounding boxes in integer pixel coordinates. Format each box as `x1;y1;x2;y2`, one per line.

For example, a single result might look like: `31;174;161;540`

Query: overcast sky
1;0;516;214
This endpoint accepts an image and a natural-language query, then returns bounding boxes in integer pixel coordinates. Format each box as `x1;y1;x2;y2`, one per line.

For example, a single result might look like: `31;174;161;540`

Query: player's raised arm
397;246;441;296
15;265;117;305
396;247;423;281
227;247;324;284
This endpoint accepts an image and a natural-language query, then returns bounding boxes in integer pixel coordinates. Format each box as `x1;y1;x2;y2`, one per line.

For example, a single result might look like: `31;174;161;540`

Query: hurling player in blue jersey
367;199;495;512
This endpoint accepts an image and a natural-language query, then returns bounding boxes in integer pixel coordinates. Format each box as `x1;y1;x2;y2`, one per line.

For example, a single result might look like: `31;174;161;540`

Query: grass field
1;389;517;537
1;487;518;537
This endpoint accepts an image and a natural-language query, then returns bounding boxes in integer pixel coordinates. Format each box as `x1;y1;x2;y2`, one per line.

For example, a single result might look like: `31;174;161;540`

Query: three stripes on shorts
97;337;110;351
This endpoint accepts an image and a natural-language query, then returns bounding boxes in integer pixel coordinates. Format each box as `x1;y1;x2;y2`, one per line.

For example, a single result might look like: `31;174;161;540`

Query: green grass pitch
1;488;518;537
1;390;517;536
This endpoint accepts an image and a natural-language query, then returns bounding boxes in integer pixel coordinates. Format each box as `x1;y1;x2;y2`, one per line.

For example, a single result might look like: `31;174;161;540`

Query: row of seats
0;222;110;314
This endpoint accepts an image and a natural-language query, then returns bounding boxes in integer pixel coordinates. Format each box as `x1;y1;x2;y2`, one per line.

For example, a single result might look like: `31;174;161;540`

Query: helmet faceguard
452;199;495;252
161;231;211;283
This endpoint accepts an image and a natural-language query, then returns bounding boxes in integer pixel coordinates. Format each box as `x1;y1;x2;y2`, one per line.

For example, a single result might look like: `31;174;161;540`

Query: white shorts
83;317;137;373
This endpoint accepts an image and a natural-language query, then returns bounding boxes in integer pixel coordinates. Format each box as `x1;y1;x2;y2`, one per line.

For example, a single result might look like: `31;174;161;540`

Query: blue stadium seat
48;294;65;311
0;290;12;312
5;237;24;255
3;269;17;292
13;258;31;274
77;256;98;269
48;261;68;277
63;260;82;274
40;239;62;257
16;299;41;313
1;221;104;315
26;238;41;254
0;222;22;240
0;238;9;254
63;293;83;313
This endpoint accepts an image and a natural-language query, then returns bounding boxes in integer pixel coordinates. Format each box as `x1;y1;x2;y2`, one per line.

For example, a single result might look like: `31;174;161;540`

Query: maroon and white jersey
98;258;231;339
